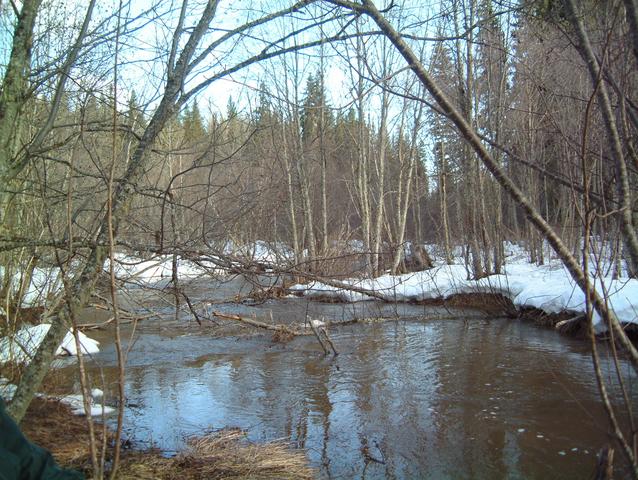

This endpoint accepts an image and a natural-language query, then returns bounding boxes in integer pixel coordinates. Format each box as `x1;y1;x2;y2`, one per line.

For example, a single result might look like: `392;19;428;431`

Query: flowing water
66;280;637;479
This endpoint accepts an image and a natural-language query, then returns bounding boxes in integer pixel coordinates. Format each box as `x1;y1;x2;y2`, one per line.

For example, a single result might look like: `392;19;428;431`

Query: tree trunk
439;143;453;264
0;0;41;184
565;0;638;277
372;86;389;276
320;48;329;255
355;32;372;274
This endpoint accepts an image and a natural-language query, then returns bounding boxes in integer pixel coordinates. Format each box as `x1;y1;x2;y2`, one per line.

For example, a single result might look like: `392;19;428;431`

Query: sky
103;0;437;118
1;0;447;151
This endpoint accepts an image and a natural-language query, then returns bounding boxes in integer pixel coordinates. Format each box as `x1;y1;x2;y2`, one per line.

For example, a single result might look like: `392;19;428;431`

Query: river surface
66;279;637;479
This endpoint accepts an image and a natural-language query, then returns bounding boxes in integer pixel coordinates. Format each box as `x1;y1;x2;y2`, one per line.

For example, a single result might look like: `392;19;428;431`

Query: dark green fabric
0;397;84;480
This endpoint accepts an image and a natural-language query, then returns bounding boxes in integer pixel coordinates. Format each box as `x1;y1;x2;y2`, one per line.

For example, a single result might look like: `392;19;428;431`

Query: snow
0;379;113;416
91;388;103;398
4;240;636;331
0;377;16;400
106;241;298;286
2;252;223;307
0;324;99;364
290;248;638;330
22;268;64;307
223;240;294;264
58;393;115;416
106;253;214;285
0;266;65;308
3;241;297;304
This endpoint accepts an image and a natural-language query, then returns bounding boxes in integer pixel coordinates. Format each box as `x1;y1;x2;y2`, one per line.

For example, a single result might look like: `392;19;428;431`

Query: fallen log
308;318;329;354
319;326;338;356
554;315;585;334
76;312;156;330
211;311;339;355
210;311;310;335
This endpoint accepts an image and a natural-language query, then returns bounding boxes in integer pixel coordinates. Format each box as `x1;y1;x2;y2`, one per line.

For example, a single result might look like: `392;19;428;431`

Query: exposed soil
414;292;518;316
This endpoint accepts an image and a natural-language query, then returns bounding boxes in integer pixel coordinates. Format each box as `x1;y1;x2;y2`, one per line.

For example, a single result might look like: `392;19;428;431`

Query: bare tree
8;0;353;423
326;0;638;364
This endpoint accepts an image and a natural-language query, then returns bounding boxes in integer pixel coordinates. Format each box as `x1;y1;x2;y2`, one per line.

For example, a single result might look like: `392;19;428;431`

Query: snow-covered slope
290;259;637;330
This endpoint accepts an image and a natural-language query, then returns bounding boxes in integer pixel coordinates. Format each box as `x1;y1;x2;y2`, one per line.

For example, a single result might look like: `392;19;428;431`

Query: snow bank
5;240;295;301
108;242;296;285
106;253;217;284
290;260;638;330
1;254;220;307
223;240;294;263
0;324;99;364
0;266;65;308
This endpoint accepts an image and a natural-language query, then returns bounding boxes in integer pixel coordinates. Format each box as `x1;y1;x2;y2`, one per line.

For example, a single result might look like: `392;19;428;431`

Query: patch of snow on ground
0;266;65;308
0;324;99;364
104;253;227;286
0;379;112;416
58;393;115;416
0;377;17;400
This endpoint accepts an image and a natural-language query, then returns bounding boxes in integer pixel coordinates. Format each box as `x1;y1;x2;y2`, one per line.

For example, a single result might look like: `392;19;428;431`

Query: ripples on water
84;316;636;480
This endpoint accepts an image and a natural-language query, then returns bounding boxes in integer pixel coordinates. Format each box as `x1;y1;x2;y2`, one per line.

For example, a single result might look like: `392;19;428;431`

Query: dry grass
271;326;296;343
118;428;314;480
21;397;111;470
21;397;314;479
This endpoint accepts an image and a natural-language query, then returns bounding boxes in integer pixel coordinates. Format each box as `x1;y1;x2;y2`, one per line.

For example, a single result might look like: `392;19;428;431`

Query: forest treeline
1;0;638;450
1;1;635;292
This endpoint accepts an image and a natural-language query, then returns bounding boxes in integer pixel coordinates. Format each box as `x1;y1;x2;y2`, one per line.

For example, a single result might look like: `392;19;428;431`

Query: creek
62;278;637;479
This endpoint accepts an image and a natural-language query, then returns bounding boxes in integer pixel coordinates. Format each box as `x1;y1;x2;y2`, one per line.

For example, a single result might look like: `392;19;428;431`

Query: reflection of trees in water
302;357;333;476
70;319;638;477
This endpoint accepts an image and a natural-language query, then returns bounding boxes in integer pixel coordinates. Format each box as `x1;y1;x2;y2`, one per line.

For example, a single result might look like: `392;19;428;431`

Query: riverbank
21;396;314;479
288;255;638;335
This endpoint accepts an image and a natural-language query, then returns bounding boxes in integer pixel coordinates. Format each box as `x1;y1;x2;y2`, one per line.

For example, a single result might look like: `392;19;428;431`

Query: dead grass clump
271;326;296;343
117;453;174;480
184;428;313;479
118;428;314;480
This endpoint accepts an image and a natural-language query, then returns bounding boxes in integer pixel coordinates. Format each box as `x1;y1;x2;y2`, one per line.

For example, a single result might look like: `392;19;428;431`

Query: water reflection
81;317;636;479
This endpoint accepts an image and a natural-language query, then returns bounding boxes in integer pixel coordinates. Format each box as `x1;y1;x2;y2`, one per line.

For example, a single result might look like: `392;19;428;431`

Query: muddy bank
21;397;108;470
290;290;638;344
